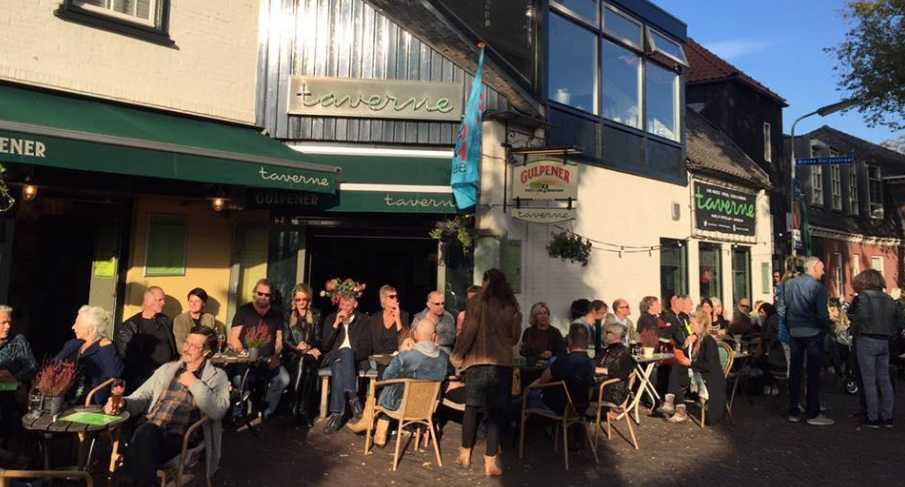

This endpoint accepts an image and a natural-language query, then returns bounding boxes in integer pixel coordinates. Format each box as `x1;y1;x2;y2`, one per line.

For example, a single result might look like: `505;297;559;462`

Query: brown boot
455;447;472;468
373;418;390;447
345;414;370;434
483;455;502;476
668;404;688;423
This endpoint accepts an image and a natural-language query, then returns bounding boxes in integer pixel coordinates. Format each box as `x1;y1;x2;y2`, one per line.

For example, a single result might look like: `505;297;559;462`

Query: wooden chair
593;372;638;450
85;378;116;406
0;469;93;487
362;379;443;471
157;416;211;487
692;342;734;428
518;381;598;471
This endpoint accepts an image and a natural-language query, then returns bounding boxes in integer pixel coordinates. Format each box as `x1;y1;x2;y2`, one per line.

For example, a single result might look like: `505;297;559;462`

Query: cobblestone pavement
213;376;905;487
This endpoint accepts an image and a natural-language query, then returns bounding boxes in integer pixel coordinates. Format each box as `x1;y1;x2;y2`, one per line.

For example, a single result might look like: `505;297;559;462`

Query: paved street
214;376;905;487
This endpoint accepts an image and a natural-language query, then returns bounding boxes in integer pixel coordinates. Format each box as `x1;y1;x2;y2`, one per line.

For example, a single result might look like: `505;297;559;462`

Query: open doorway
307;234;438;316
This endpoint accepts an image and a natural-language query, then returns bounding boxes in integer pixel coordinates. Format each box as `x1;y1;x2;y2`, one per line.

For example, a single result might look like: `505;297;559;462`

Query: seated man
106;326;229;487
595;323;636;416
346;318;450;446
320;292;369;433
507;325;595;425
411;291;456;354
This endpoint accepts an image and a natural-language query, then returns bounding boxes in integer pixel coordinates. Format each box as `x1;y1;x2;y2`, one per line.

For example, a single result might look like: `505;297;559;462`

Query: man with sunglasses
228;278;288;418
411;291;456;354
730;298;754;336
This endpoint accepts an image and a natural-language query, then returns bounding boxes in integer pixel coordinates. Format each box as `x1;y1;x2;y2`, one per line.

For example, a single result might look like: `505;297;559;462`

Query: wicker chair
0;469;93;487
692;342;734;428
518;381;598;471
363;379;443;471
593;372;638;450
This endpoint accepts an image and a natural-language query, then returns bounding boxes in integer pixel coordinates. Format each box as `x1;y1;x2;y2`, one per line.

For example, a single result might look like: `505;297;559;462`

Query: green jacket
173;312;221;353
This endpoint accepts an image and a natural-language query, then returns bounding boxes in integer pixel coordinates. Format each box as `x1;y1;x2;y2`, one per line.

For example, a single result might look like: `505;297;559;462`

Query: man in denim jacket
784;256;833;425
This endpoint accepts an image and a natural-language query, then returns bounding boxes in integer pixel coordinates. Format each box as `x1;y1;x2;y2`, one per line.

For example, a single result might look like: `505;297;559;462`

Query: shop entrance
307;233;438;316
3;199;126;361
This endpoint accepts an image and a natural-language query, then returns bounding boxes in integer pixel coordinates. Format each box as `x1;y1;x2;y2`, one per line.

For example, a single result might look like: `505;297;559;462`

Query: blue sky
656;0;904;144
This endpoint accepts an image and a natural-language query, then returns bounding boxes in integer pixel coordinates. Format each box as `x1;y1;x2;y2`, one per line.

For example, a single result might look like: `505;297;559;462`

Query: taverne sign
694;182;756;236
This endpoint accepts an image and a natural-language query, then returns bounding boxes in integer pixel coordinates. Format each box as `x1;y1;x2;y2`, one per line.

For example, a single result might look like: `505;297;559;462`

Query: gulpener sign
694;182;756;236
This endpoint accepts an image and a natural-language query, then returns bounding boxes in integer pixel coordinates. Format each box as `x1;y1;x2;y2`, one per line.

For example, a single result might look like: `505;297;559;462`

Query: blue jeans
788;334;824;418
329;348;357;414
505;391;553;427
856;335;894;421
264;365;290;417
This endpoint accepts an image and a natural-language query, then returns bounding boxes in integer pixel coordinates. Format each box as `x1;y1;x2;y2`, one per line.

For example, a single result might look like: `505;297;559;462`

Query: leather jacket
847;290;905;337
283;307;324;355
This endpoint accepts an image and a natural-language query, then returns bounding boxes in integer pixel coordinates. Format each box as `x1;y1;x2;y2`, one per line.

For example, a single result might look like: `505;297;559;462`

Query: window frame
547;12;600;115
871;255;884;277
56;0;174;47
600;37;642;129
848;170;859;215
644;62;680;142
810;166;823;206
659;238;688;304
868;165;884;219
645;26;689;67
550;0;599;28
763;122;772;162
852;254;861;277
833;252;844;297
602;2;643;49
831;165;842;210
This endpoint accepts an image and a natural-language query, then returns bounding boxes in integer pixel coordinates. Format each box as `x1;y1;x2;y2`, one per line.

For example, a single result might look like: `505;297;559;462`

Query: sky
655;0;904;145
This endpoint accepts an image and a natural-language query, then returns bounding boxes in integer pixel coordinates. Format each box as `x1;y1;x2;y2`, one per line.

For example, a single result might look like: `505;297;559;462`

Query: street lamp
788;98;857;256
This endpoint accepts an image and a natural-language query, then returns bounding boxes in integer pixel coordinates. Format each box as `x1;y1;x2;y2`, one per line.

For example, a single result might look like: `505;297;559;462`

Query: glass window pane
660;239;687;304
601;39;640;128
548;14;597;114
699;242;722;301
645;63;678;141
732;247;750;308
650;29;687;64
552;0;598;24
603;5;641;45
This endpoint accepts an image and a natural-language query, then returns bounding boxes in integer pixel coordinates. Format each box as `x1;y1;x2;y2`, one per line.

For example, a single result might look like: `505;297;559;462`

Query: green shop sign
249;189;457;214
694;182;756;236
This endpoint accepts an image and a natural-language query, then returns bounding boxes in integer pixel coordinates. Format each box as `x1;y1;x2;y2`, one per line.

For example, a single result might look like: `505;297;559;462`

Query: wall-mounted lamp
22;183;37;201
211;197;225;212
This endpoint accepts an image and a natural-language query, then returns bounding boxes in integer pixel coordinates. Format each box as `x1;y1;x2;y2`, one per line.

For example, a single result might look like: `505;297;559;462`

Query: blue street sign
795;156;855;166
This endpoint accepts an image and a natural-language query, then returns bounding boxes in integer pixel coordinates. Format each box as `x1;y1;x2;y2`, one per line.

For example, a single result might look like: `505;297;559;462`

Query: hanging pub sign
694;182;756;236
512;208;575;224
288;76;464;122
512;159;578;201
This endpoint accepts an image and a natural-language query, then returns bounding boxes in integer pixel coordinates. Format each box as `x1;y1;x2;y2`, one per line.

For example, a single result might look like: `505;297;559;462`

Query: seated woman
595;323;636;417
358;285;410;377
0;305;37;384
705;298;728;337
663;310;726;425
283;283;323;425
519;302;566;361
455;285;481;337
172;288;222;354
55;305;123;405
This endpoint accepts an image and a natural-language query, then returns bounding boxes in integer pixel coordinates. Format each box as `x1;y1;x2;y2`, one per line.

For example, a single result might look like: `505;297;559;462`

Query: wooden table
369;354;396;367
210;352;262;366
626;353;674;424
22;405;129;475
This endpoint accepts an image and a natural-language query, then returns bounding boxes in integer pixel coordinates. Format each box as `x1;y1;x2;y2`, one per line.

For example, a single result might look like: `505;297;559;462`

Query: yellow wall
123;197;269;325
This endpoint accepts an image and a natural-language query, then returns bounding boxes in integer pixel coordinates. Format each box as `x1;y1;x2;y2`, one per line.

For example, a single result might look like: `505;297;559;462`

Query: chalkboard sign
694;182;756;236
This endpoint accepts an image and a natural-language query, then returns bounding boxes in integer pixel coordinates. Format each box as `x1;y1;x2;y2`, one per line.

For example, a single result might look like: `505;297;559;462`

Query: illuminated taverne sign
288;76;464;122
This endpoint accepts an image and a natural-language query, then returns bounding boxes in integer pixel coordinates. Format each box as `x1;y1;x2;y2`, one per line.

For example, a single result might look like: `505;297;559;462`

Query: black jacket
283;307;324;355
321;310;369;361
847;290;905;337
693;335;726;425
115;312;176;383
597;342;635;405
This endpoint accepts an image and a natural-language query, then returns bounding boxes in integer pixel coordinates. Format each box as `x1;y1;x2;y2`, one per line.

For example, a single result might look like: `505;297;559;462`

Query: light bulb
211;197;225;212
22;184;37;201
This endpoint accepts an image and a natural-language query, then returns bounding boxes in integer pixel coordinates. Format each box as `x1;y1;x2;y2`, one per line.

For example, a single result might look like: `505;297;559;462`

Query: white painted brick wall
0;0;260;123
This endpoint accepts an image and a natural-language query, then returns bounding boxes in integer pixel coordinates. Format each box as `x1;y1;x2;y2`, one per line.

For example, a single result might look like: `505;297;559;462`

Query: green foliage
827;1;905;130
429;215;474;250
0;165;15;213
545;231;592;267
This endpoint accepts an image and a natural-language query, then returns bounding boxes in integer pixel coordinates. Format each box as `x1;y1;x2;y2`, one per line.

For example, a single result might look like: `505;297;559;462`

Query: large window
601;39;641;128
871;255;884;277
831;166;842;210
852;254;861;277
833;253;844;297
763;122;772;162
849;170;859;215
660;238;687;304
58;0;171;44
699;242;722;301
732;247;751;308
811;166;823;205
646;63;679;141
548;14;597;114
868;165;883;218
548;3;684;142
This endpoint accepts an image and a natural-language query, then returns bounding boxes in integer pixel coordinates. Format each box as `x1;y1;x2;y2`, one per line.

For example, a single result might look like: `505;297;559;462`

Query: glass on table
109;379;126;415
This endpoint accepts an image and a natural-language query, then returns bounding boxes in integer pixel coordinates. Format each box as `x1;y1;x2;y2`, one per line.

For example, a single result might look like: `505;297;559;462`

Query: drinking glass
27;390;43;418
110;379;126;415
217;333;227;353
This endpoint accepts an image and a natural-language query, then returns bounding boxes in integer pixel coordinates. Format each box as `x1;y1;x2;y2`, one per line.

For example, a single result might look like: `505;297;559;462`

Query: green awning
0;84;338;193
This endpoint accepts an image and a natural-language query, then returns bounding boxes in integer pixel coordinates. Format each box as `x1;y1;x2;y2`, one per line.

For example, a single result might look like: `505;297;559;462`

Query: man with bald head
604;298;635;345
347;318;450;444
116;286;176;389
411;290;456;353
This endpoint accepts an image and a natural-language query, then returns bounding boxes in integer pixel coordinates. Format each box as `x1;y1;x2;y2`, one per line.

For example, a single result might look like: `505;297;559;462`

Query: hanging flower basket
0;165;16;214
546;231;592;267
429;215;474;250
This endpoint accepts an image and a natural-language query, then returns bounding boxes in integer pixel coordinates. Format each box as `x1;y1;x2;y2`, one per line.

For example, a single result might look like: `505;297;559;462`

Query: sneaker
858;419;880;429
788;414;802;423
323;413;345;434
881;419;894;429
806;414;835;426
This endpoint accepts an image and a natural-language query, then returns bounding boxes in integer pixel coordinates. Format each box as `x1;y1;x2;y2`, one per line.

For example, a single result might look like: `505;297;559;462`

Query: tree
881;135;905;154
827;1;905;130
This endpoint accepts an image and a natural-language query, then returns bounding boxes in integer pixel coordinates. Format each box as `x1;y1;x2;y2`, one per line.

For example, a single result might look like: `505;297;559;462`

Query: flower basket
429;215;474;252
545;231;592;267
319;278;366;306
35;361;78;397
244;323;272;350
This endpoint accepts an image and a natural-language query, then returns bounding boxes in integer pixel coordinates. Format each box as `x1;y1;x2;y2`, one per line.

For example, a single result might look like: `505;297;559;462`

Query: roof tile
685;38;786;106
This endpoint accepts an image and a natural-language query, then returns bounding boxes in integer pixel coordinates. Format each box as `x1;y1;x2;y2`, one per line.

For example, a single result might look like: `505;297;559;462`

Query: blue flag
450;47;485;210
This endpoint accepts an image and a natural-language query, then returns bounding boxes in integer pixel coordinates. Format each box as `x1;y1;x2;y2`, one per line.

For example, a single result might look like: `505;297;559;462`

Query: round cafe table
625;352;674;424
22;404;130;474
210;351;262;366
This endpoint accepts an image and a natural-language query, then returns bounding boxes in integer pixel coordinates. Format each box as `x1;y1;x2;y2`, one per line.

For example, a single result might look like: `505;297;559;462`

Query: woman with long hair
452;269;521;476
519;302;566;360
283;283;323;425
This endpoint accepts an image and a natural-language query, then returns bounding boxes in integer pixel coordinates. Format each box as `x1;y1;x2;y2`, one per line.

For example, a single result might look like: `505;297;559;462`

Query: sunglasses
387;295;398;300
294;297;310;302
430;302;445;306
256;291;271;297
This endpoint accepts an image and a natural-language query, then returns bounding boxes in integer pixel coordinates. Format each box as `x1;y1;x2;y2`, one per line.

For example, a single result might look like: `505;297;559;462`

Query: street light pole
787;99;857;257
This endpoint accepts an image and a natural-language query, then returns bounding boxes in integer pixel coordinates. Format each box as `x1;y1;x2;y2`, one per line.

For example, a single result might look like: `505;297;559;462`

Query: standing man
117;287;176;389
784;257;834;425
411;291;456;353
228;279;288;418
320;292;369;433
605;299;635;345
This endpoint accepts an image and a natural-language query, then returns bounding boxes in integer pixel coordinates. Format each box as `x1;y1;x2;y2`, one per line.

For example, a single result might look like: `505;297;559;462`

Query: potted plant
429;215;474;252
34;360;78;416
545;231;592;267
640;329;659;359
243;323;272;360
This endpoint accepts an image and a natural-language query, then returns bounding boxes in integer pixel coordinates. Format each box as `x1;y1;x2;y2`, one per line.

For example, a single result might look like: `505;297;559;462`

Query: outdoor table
513;358;547;395
211;351;262;366
211;352;263;434
369;354;395;367
22;405;129;475
626;353;674;424
728;351;752;413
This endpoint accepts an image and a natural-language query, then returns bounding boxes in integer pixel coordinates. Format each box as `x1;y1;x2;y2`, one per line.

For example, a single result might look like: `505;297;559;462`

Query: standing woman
55;305;123;405
452;269;522;476
847;269;904;428
283;283;323;425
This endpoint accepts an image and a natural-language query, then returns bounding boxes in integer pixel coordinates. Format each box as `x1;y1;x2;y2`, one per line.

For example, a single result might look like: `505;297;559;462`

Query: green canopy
0;84;338;193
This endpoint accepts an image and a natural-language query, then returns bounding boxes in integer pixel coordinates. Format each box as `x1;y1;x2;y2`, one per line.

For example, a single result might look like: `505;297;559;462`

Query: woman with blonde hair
519;302;566;361
663;310;726;425
283;283;323;424
55;305;124;405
